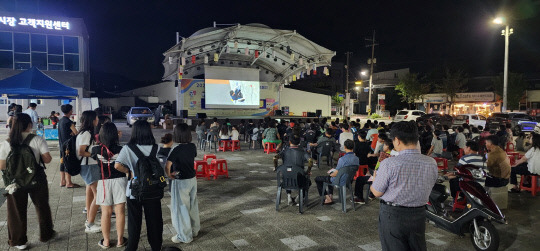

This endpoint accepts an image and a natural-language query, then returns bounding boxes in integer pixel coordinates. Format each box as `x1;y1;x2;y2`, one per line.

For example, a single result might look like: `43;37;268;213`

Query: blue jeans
170;177;200;242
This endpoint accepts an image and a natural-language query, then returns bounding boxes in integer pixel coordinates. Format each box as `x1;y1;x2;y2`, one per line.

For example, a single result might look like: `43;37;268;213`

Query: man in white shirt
339;124;354;151
366;123;378;142
455;127;467;149
23;103;39;131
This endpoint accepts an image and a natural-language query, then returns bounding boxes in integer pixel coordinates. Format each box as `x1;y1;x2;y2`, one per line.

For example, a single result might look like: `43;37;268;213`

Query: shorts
263;139;282;144
96;177;128;206
80;164;100;185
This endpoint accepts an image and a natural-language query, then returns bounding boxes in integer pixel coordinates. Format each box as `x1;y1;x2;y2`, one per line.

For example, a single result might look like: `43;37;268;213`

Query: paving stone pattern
0;123;539;250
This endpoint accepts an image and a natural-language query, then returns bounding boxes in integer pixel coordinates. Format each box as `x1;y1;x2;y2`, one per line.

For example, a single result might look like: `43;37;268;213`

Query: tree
493;72;528;110
332;92;344;115
395;73;430;109
436;69;468;113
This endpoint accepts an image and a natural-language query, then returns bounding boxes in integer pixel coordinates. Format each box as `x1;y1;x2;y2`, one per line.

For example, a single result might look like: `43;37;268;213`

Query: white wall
120;82;176;103
280;88;331;116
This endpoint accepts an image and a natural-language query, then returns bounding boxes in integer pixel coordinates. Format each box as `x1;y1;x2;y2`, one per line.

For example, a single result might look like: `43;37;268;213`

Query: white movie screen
204;79;260;108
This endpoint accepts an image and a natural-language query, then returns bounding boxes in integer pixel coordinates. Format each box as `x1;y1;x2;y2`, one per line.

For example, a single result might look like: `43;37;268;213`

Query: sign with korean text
0;16;70;30
455;92;494;102
378;94;385;100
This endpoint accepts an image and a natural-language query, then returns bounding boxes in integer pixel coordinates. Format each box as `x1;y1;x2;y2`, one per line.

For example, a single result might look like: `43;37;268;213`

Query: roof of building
162;24;335;84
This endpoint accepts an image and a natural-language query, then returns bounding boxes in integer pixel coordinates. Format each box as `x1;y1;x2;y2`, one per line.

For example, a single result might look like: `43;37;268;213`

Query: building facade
0;11;89;120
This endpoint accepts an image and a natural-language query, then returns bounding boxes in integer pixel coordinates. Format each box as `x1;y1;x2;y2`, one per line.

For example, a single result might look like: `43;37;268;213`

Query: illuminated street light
360;71;368;76
492;16;513;112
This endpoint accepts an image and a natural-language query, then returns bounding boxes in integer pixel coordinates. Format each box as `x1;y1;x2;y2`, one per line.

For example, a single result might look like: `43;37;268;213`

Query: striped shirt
372;149;438;207
457;153;485;168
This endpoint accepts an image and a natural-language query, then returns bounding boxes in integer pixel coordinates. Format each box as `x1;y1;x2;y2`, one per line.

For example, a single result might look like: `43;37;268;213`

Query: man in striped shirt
446;141;485;202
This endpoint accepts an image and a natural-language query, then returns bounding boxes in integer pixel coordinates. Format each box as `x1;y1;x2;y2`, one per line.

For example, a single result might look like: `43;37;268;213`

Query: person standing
23;103;39;132
166;123;200;244
0;113;56;249
58;104;81;188
115;121;163;251
77;111;101;233
370;121;438;251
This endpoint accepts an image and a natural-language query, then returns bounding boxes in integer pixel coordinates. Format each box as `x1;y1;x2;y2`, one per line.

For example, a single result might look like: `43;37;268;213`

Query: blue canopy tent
0;67;78;99
0;67;81;129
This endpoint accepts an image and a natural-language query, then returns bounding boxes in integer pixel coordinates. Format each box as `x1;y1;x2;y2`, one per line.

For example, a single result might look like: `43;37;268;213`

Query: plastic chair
318;141;334;167
231;140;241;152
264;142;277;154
452;191;467;212
506;142;515;152
370;134;379;150
507;155;516;166
194;160;208;178
433;157;448;172
275;165;309;214
520;175;540;196
321;165;358;213
458;148;465;160
203;133;218;152
354;165;369;180
196;132;206;150
208;159;229;180
338;152;346;158
219;140;232;152
203;154;217;162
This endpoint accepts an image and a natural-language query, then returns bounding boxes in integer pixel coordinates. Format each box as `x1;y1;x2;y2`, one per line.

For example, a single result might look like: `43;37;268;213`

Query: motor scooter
425;164;506;251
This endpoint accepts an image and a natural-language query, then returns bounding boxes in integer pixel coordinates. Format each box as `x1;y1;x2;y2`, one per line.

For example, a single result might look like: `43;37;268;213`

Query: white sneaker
172;236;192;244
15;244;27;250
85;222;101;233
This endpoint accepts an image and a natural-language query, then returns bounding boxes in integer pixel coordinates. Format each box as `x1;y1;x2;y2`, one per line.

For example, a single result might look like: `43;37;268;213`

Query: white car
453;114;486;128
393;110;425;122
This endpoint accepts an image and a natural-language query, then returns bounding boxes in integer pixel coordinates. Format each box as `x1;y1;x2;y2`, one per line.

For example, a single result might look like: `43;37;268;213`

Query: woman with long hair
219;125;231;140
91;122;127;248
76;110;101;233
166;123;200;243
509;133;540;192
0;113;55;249
115;120;163;250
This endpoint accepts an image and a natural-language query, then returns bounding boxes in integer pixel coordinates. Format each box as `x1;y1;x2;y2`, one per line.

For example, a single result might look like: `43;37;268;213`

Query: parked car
126;107;155;127
453;114;487;128
416;113;454;127
393;110;426;122
486;112;537;134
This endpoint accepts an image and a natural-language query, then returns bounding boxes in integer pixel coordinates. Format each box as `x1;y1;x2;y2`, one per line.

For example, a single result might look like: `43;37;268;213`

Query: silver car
126;107;154;127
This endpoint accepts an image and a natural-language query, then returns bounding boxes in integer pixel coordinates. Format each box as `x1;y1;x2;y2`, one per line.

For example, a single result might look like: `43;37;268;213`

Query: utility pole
366;31;378;115
345;51;352;118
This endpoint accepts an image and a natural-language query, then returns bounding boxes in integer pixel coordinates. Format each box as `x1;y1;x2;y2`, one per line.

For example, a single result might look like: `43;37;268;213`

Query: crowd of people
2;105;540;250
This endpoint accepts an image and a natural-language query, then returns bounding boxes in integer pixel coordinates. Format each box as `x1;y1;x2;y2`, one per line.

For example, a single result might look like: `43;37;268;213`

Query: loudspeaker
274;110;282;116
196;113;207;119
316;109;322;117
180;110;188;118
307;112;317;117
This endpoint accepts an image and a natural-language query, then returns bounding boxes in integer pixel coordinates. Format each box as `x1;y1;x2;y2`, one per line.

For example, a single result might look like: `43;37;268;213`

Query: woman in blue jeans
166;123;200;244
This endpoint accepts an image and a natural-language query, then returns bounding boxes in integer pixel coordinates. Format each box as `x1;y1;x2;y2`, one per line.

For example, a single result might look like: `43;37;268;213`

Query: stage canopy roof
162;23;335;84
0;67;78;99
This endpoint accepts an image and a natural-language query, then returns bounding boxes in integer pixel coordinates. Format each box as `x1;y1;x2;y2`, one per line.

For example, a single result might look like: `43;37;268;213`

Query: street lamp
493;16;513;112
360;71;368;76
355;86;360;114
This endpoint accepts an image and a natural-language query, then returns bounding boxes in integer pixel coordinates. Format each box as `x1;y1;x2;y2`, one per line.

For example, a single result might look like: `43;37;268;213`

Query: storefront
416;92;500;116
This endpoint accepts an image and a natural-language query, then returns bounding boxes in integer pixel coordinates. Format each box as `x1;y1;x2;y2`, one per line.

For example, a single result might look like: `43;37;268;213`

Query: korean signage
455;92;494;102
378;94;385;100
0;16;70;30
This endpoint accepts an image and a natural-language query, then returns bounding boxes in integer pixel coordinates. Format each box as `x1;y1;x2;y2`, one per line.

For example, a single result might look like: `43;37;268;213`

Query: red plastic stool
507;155;516;166
219;140;232;152
209;159;229;180
452;191;467;212
338;152;346;158
520;175;540;196
354;165;370;180
433;157;448;172
194;160;208;178
264;142;277;154
204;154;217;163
231;140;241;152
506;142;515;152
458;148;465;159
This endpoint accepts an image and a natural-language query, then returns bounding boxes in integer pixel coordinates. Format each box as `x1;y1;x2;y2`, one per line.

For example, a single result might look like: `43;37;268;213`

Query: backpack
128;144;166;201
3;134;43;190
62;132;93;176
305;129;317;143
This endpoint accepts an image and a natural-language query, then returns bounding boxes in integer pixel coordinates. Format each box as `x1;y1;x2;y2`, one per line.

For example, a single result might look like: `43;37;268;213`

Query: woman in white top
219;125;231;140
0;113;55;249
76;110;101;233
510;133;540;192
427;130;444;158
230;125;240;141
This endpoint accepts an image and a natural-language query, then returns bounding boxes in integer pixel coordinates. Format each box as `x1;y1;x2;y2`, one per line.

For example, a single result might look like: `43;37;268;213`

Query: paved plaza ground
0;123;539;250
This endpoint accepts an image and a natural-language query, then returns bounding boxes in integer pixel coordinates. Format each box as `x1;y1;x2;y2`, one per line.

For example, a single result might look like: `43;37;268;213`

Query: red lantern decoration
255;50;259;58
191;55;196;64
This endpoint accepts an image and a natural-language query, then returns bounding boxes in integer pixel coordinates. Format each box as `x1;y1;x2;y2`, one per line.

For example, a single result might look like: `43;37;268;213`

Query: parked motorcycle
425;164;506;251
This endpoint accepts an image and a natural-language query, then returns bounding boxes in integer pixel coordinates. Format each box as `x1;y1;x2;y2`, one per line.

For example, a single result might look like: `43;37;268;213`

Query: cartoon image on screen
205;79;260;108
229;81;245;103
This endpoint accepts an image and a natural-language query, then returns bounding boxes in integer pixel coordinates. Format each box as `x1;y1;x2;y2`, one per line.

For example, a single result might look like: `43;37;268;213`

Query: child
251;124;260;149
50;111;59;129
230;126;240;141
91;122;127;249
37;117;44;131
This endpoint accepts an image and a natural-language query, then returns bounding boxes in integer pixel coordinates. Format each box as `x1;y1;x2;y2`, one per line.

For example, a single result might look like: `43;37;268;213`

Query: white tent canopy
162;23;335;83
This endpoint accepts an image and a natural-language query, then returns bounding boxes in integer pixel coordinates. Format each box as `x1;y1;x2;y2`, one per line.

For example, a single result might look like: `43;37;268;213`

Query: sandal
66;183;81;188
508;188;521;193
116;237;128;248
98;239;110;249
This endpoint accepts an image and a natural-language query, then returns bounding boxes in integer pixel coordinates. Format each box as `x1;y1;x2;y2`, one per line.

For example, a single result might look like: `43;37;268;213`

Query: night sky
1;0;539;88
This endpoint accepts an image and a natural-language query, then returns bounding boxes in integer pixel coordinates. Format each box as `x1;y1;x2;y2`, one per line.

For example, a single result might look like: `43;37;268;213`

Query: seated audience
509;133;540;192
485;135;511;188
